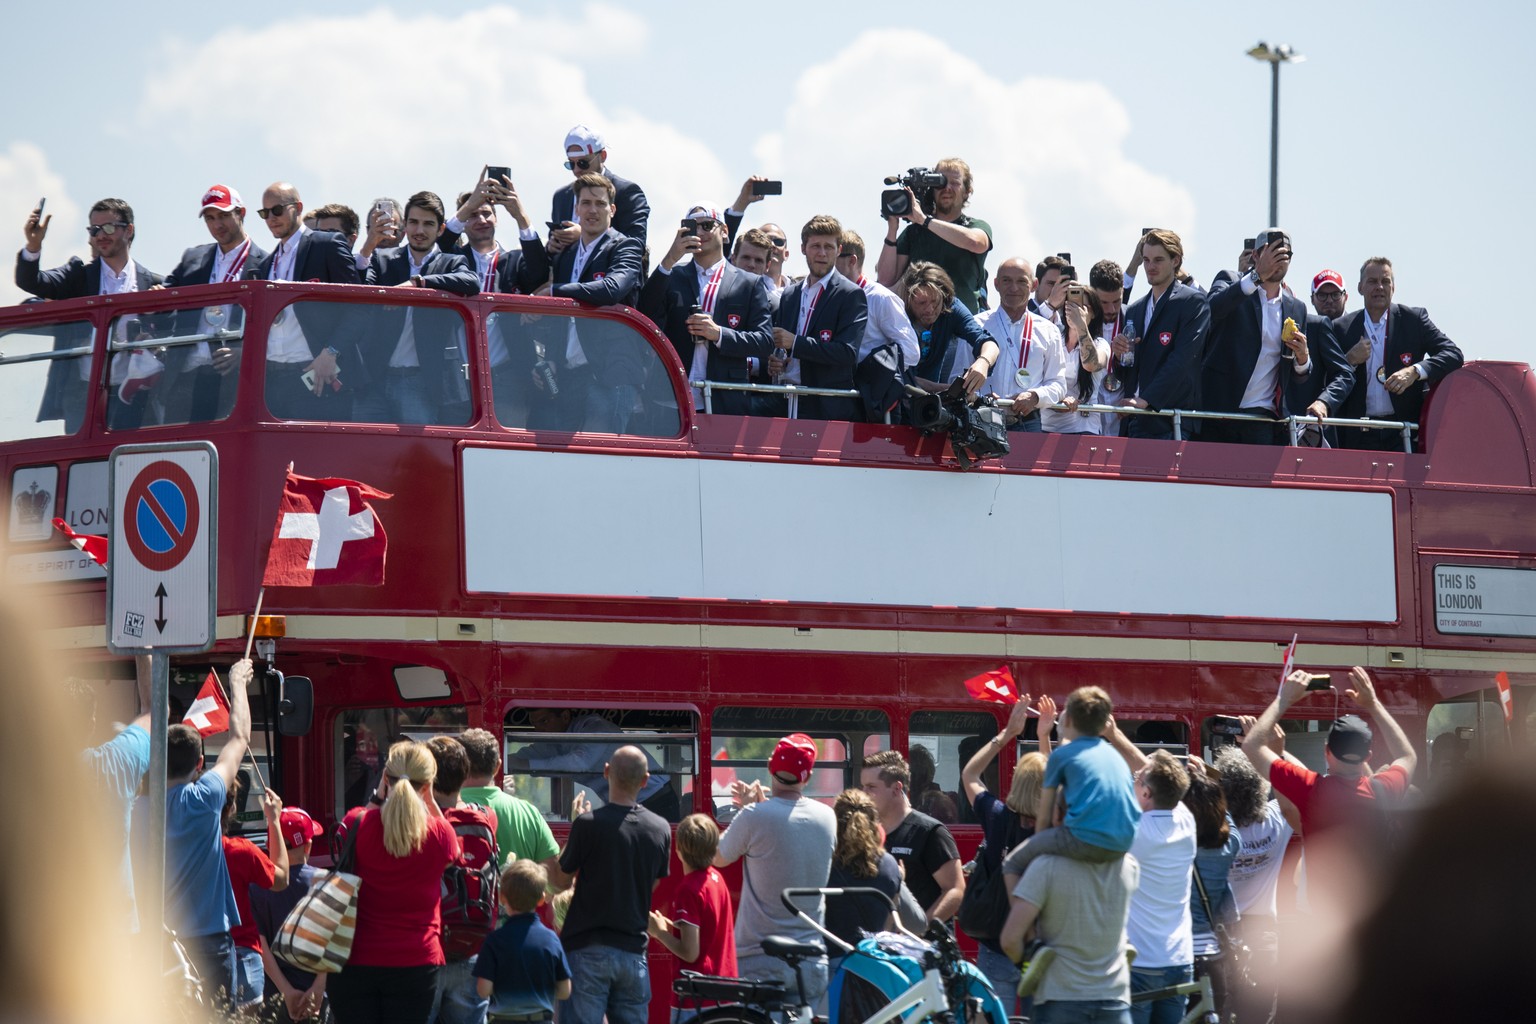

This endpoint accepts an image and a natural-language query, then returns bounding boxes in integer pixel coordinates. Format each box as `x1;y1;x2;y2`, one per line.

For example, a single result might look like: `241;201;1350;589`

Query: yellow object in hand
1282;317;1297;342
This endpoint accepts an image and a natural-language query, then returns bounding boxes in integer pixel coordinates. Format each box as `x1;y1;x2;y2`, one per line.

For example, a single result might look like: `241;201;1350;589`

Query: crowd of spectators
14;123;1466;449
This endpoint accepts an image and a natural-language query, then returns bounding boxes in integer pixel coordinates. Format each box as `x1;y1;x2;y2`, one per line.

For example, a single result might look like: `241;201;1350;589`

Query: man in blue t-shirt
82;655;153;933
1003;686;1141;884
140;658;253;1005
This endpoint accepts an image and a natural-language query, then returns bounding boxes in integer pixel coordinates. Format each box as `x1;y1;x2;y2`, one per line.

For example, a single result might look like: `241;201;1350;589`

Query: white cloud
130;4;728;265
0;143;81;307
754;29;1198;282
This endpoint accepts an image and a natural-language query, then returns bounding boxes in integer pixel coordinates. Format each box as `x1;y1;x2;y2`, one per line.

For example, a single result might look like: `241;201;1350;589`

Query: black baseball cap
1326;715;1373;763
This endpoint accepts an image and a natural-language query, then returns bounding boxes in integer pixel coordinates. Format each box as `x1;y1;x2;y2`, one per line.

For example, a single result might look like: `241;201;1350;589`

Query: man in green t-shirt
876;157;994;313
459;727;560;870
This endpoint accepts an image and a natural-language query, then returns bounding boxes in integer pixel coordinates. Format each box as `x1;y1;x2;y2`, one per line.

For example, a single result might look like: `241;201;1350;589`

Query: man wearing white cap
548;124;650;253
156;185;269;423
639;204;774;415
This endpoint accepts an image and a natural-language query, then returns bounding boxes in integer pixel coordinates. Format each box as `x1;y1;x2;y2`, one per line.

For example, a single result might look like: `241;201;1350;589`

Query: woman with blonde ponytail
329;740;460;1024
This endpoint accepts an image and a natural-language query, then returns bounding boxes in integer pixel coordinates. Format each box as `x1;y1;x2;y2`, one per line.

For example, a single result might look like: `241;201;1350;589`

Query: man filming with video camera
876;157;994;314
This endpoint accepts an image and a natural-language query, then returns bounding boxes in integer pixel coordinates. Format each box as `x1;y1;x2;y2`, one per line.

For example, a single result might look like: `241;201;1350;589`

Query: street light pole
1247;42;1304;227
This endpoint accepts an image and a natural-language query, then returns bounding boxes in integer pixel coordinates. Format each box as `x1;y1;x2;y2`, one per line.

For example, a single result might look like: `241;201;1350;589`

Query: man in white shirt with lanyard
979;258;1069;433
835;230;919;367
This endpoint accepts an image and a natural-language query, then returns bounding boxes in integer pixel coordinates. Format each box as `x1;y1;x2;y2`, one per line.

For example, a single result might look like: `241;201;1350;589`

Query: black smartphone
1209;715;1245;736
1062;265;1077;281
546;221;567;232
37;197;46;218
680;219;698;236
1305;673;1333;691
752;180;783;196
1057;252;1072;263
1243;237;1257;250
687;304;703;318
484;165;511;184
1140;226;1152;236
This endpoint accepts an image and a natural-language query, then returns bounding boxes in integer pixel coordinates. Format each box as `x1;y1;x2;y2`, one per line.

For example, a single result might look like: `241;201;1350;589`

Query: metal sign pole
145;650;169;958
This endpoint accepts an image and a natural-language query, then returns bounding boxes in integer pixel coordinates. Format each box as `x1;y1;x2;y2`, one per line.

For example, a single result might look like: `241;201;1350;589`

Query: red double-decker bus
4;280;1533;1009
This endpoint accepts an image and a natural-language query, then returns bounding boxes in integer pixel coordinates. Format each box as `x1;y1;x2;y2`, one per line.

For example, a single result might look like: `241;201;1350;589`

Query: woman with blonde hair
959;695;1056;1013
328;740;460;1024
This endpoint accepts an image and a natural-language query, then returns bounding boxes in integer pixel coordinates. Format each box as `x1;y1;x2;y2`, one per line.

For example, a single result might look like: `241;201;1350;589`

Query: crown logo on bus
14;482;50;525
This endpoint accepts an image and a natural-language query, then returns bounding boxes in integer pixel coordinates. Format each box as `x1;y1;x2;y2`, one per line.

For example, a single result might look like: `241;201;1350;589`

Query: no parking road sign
108;442;218;653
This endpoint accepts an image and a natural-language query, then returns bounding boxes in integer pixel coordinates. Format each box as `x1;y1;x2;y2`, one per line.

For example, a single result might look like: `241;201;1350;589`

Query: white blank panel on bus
463;449;1398;623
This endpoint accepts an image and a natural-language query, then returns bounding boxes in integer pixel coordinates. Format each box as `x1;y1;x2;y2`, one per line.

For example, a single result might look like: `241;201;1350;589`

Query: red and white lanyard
1015;312;1034;370
700;262;726;314
1105;314;1121;340
482;249;499;291
219;238;252;282
857;275;867;288
797;283;823;335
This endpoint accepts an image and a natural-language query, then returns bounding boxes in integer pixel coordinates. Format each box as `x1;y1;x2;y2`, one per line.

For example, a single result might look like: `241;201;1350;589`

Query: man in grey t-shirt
715;734;836;1018
1001;853;1141;1023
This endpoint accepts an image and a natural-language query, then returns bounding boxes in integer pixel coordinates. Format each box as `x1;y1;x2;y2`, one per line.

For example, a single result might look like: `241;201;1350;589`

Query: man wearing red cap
640;203;775;415
548;124;650;252
715;733;837;1019
1310;269;1348;322
154;185;269;423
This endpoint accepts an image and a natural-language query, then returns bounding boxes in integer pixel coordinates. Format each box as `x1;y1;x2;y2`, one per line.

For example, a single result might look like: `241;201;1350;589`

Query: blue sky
3;0;1529;363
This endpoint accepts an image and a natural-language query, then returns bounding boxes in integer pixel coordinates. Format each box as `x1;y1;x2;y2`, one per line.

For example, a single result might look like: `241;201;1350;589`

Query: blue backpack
828;935;1007;1024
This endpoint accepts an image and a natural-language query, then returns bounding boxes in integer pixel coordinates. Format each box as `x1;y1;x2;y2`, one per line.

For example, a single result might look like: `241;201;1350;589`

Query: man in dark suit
1333;257;1463;451
547;124;649;252
769;215;868;421
17;197;163;431
247;181;363;421
1201;229;1351;445
534;172;645;433
358;191;479;425
639;204;774;416
154;185;269;424
1117;229;1210;439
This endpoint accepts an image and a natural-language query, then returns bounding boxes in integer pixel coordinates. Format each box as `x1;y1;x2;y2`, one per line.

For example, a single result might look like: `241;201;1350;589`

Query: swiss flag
183;671;230;736
1496;672;1514;724
261;472;391;587
1279;633;1298;691
52;518;108;568
117;349;165;405
963;666;1020;706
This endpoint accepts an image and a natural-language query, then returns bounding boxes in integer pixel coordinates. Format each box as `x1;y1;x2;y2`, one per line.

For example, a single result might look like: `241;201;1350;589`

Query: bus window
335;706;470;819
105;303;246;429
267;300;473;426
0;319;94;439
485;311;681;437
1426;690;1508;790
502;707;695;824
909;710;1000;826
709;706;890;823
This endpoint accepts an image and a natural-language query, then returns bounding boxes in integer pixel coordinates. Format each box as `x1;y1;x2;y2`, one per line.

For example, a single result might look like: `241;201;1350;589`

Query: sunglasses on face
256;203;295;220
767;236;787;248
86;222;130;237
563;156;596;171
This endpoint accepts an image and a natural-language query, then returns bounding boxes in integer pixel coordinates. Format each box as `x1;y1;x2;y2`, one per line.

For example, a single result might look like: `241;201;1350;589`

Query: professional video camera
907;378;1010;470
881;167;949;219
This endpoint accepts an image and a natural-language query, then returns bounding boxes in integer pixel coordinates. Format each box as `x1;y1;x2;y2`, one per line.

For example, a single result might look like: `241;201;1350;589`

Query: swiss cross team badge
727;314;741;328
1400;352;1413;365
1159;331;1173;346
593;272;606;280
819;329;833;343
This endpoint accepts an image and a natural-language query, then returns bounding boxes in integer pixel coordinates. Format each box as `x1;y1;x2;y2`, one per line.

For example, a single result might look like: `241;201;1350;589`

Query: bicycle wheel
691;1004;778;1024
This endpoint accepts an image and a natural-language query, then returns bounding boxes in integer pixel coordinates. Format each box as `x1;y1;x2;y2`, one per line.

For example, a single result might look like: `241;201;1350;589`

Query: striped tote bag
273;818;362;973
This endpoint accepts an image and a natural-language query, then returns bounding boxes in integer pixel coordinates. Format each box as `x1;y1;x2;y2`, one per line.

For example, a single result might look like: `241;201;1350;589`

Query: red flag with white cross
183;671;230;736
963;666;1020;706
1496;672;1514;724
261;472;391;587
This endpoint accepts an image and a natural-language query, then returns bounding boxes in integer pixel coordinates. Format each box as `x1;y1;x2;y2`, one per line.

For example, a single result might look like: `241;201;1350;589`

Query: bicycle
672;886;1008;1024
1128;974;1217;1024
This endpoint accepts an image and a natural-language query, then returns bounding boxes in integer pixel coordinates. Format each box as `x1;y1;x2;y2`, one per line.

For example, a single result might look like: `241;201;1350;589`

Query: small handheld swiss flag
1279;633;1298;693
183;671;230;736
262;472;391;587
963;666;1020;706
52;518;108;568
1496;672;1514;724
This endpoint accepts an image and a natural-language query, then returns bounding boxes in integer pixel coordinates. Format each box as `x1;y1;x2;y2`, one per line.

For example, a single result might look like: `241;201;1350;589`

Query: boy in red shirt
649;813;737;1005
223;785;289;1012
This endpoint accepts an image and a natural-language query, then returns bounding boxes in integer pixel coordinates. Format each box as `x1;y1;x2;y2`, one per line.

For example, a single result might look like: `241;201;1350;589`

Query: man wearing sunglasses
17;198;163;431
640;204;774;416
246;182;363;420
548;124;650;254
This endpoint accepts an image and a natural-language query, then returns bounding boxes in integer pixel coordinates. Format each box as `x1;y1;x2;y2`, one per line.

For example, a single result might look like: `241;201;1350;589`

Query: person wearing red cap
152;185;270;424
548;124;650;252
1310;269;1349;322
249;805;329;1022
640;203;775;415
714;733;837;1019
1332;257;1464;450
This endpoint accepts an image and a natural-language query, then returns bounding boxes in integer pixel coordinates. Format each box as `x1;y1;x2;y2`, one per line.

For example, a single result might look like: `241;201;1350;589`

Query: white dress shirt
1362;311;1394;416
977;306;1069;410
1237;276;1308;412
266;228;313;363
388;245;438;368
101;258;141;385
857;276;920;366
1043;337;1113;435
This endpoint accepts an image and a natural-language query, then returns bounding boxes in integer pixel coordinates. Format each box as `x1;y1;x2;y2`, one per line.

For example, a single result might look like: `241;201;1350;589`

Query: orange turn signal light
247;614;287;638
